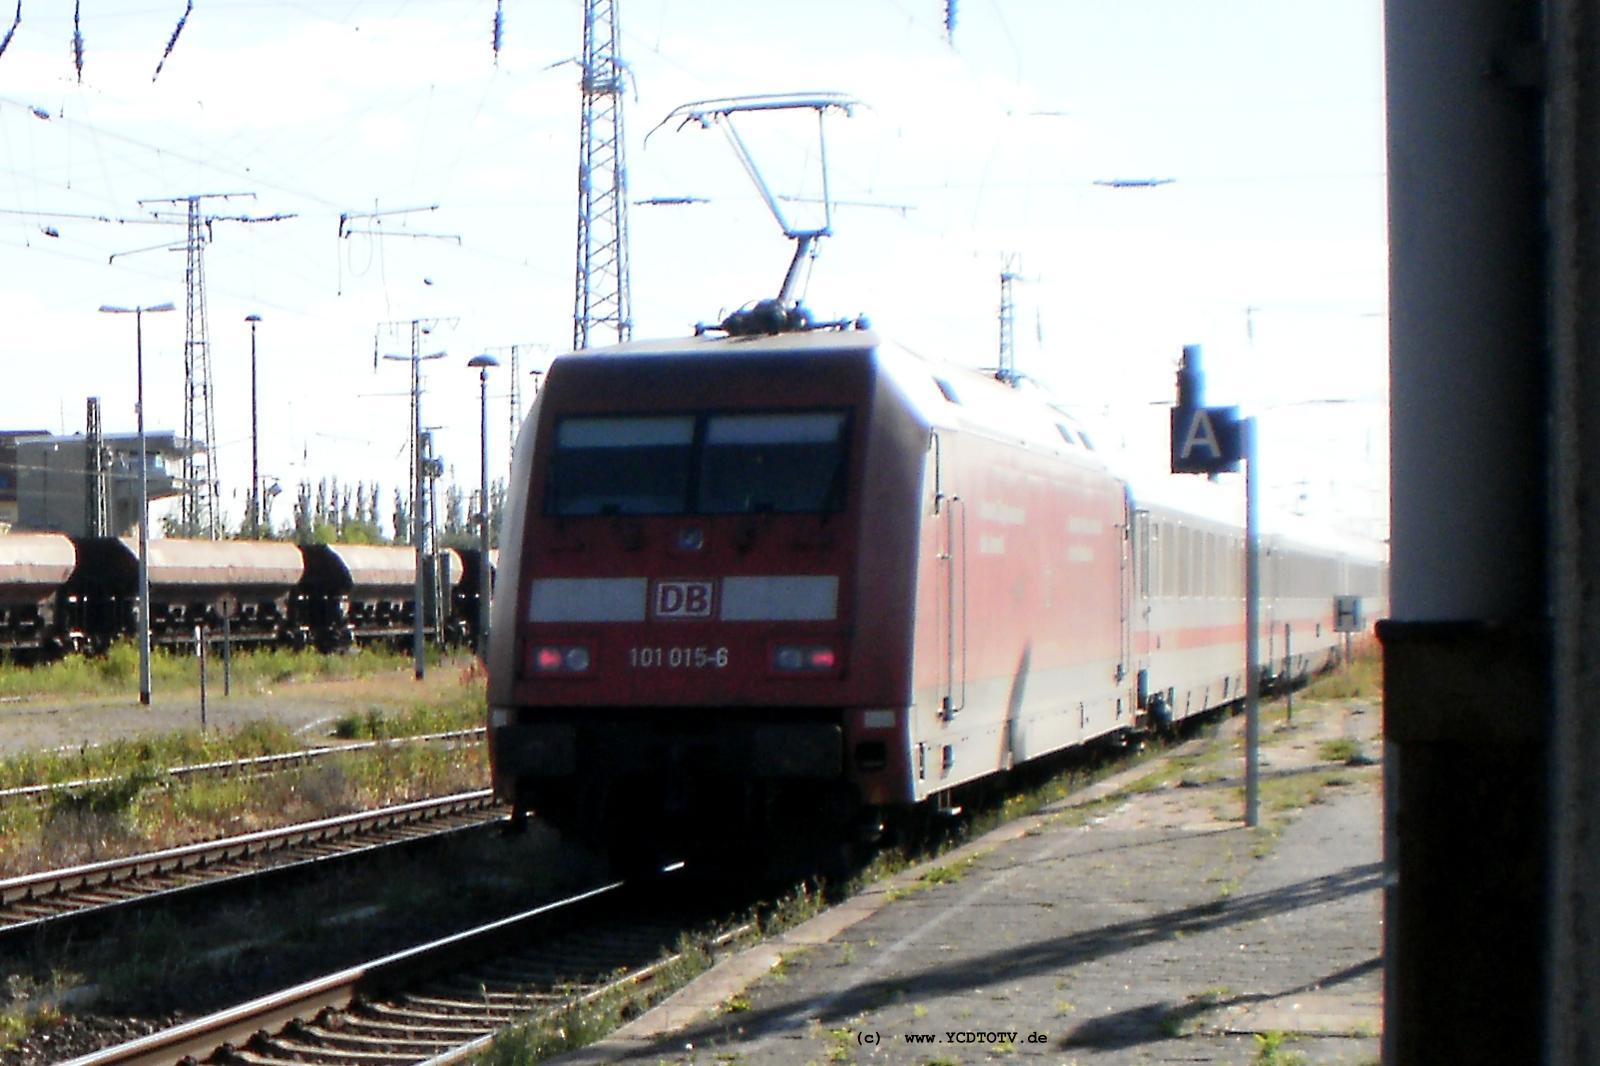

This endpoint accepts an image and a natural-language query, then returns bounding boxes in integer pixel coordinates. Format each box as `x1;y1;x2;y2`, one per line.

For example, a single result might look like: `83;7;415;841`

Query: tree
393;488;410;544
293;481;314;541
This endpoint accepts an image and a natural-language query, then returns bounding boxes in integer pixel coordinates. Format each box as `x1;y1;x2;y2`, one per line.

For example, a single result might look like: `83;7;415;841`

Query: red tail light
527;643;593;676
771;644;839;675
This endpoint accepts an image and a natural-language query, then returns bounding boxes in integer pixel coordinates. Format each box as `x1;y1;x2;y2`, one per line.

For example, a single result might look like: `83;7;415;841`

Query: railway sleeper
287;1020;465;1053
398;992;524;1017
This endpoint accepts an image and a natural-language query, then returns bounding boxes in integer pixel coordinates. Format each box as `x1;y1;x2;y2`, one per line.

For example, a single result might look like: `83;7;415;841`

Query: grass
0;659;492;877
0;641;430;700
1317;737;1365;763
1298;644;1382;702
1252;1030;1308;1065
0;741;489;877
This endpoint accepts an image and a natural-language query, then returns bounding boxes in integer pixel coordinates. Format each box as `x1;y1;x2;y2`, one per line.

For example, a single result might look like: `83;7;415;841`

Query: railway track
0;790;502;942
0;728;487;807
59;874;754;1066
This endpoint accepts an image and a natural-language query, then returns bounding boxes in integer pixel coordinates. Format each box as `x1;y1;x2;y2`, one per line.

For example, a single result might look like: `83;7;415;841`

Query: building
0;431;195;537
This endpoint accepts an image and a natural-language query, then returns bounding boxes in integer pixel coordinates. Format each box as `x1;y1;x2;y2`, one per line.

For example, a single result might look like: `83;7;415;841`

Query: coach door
1132;506;1153;706
1119;490;1134;681
932;431;967;720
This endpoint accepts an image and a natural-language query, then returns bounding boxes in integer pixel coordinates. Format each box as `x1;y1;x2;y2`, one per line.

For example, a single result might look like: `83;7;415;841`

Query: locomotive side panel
906;419;1130;801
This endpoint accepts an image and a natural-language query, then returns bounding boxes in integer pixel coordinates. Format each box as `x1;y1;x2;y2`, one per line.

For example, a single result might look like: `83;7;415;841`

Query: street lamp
245;314;262;538
467;354;499;658
99;300;176;706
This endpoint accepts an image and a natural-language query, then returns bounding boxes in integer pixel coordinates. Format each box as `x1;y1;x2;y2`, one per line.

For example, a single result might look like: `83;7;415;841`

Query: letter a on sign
1171;405;1242;474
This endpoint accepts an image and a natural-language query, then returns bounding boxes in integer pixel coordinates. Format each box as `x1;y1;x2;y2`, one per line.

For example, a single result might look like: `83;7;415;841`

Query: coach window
698;411;850;515
546;415;695;515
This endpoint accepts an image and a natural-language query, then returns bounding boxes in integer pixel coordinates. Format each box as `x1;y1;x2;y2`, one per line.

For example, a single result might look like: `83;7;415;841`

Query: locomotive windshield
698;412;848;514
546;416;695;516
545;410;849;517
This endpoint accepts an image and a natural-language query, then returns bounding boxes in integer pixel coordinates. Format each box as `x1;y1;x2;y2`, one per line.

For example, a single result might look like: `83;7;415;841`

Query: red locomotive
484;326;1385;866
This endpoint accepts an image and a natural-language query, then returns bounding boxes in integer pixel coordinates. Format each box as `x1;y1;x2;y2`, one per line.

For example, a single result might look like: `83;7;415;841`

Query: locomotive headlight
563;646;591;672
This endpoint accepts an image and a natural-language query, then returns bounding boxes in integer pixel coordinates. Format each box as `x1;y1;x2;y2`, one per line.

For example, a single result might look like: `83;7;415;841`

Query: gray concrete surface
552;752;1382;1065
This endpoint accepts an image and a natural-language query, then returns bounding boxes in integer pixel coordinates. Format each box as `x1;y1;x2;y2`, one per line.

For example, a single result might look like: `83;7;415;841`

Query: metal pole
136;310;153;707
222;613;231;697
247;314;261;538
381;341;444;680
412;349;425;680
480;368;491;656
196;624;207;731
1284;622;1294;723
1244;416;1260;827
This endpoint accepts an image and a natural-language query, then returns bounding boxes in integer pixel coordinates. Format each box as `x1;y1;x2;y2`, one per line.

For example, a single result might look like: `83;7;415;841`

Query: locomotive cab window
698;412;849;515
545;410;849;517
546;416;695;515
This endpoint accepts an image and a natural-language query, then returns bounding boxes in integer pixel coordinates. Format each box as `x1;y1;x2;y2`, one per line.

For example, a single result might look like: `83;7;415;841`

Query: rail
0;789;500;938
0;727;486;806
60;876;756;1066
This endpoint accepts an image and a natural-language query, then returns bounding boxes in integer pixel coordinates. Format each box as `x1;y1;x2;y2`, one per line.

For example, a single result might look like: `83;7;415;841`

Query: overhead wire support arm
339;229;461;244
338;204;442;239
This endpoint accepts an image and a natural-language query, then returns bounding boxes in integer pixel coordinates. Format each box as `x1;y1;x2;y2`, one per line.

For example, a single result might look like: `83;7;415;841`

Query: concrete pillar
1382;0;1548;1061
1546;2;1600;1060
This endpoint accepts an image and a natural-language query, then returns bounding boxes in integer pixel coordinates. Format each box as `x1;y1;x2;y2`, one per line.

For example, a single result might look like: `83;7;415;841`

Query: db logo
652;580;715;619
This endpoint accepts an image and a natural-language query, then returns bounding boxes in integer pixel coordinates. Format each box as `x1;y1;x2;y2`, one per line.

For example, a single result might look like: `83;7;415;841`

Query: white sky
0;0;1388;539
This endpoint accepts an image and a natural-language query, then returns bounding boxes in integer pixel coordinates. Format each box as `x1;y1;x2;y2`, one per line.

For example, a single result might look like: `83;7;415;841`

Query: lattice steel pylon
120;192;293;539
178;197;219;538
998;255;1018;384
572;0;632;350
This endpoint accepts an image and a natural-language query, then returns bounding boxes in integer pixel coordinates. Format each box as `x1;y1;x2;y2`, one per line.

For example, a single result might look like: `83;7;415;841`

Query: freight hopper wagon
295;544;462;651
485;329;1142;864
65;537;305;650
0;533;78;657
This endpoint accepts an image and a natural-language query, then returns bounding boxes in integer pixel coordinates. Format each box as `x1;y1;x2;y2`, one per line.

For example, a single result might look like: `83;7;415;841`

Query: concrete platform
552;711;1383;1064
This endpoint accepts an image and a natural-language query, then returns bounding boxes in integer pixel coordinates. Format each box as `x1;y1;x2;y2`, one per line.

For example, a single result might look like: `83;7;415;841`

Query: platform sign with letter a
1171;405;1243;475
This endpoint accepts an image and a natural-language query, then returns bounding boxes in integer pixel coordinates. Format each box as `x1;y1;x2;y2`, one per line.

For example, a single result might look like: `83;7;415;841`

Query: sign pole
1244;415;1260;827
1170;344;1257;827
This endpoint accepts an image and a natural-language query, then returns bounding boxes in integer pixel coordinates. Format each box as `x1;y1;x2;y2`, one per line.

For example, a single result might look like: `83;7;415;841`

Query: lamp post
381;348;447;679
467;354;499;658
99;301;176;706
245;314;262;537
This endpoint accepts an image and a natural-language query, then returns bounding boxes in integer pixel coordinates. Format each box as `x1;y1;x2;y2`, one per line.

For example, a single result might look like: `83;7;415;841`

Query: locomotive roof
558;329;1109;472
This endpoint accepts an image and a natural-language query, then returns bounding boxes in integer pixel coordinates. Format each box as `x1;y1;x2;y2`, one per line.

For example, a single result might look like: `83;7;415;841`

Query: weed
1317;737;1364;763
470;928;720;1065
920;856;978;886
1298;645;1382;701
721;994;752;1013
1253;1030;1308;1065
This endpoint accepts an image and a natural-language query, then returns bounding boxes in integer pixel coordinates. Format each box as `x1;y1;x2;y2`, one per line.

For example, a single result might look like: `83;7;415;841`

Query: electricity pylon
115;192;294;538
572;0;632;349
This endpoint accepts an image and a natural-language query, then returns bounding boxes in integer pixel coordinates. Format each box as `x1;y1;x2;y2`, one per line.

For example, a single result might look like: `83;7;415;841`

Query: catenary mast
572;0;632;349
